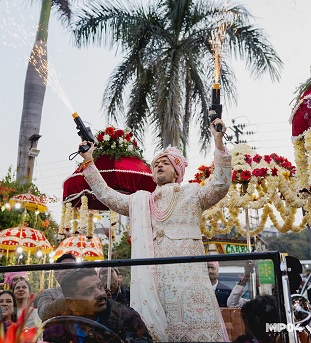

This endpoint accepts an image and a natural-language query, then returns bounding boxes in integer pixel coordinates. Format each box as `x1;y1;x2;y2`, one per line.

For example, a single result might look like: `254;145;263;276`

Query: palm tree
16;0;72;184
71;0;283;152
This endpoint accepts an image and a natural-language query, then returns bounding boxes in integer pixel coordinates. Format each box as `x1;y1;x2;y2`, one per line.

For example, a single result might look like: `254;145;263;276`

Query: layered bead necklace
149;185;180;222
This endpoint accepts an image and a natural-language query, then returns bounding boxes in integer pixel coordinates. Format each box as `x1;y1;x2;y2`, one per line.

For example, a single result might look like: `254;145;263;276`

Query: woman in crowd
3;271;28;291
13;279;41;328
0;291;17;332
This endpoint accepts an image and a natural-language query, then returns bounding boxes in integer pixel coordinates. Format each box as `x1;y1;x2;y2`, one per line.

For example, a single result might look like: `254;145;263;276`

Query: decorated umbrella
63;154;155;210
53;234;104;261
0;226;52;254
9;193;48;212
63;126;156;210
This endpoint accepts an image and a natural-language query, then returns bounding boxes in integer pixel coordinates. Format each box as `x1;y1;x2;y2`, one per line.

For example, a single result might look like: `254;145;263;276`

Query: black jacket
215;281;232;307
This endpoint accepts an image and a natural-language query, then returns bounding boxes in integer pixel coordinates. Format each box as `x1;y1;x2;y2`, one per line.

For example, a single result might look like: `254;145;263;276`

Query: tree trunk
16;0;52;184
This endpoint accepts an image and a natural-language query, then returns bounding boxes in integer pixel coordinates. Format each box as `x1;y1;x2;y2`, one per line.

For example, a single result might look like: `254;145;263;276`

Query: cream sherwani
83;149;231;342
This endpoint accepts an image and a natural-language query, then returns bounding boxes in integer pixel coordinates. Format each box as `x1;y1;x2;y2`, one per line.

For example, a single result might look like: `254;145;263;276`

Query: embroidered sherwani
83;149;231;342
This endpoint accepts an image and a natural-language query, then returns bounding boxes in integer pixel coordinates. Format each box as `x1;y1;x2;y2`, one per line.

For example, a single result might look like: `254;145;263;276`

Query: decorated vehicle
0;251;306;343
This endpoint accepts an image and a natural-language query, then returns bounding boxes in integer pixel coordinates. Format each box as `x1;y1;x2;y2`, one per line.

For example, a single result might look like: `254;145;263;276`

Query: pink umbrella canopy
53;234;104;261
0;226;52;253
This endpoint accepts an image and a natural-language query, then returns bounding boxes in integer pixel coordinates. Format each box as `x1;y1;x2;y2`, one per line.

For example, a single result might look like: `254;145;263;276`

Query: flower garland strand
79;195;88;235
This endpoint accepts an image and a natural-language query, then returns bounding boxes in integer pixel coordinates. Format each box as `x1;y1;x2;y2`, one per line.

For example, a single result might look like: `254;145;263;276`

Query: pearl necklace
149;185;180;222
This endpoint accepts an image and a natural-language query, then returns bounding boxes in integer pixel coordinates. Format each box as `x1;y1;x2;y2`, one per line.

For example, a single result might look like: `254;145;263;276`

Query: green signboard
258;260;275;284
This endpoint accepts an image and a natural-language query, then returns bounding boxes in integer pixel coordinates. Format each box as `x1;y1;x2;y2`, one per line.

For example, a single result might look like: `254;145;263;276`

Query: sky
1;0;311;222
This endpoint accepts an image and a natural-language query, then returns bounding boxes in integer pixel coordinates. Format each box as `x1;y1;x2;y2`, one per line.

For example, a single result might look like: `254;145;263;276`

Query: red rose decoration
97;133;104;142
105;127;114;135
116;129;124;137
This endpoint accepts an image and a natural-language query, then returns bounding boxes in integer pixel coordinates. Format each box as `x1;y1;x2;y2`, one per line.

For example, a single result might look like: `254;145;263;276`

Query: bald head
207;261;219;285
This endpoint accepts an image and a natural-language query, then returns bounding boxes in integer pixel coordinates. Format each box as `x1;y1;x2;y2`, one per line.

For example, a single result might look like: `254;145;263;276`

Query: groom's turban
151;146;188;183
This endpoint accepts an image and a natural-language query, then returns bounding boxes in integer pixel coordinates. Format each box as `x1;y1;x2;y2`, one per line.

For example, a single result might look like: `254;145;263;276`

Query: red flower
253;154;262;163
125;134;131;142
274;155;284;164
116;129;124;137
252;168;268;177
244;154;252;164
111;133;118;140
281;161;292;169
232;170;238;181
264;155;272;163
240;170;251;181
132;139;138;147
105;127;114;135
194;172;202;180
270;153;278;160
271;167;278;176
97;133;104;142
197;165;211;179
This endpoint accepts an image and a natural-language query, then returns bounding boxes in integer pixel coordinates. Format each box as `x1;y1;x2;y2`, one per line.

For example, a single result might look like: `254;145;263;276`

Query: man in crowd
208;261;232;307
43;268;152;343
37;253;76;321
227;260;255;308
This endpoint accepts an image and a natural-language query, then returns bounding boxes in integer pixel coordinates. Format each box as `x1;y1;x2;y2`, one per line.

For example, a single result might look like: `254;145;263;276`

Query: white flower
127;144;134;152
111;142;116;149
103;134;110;141
118;137;123;144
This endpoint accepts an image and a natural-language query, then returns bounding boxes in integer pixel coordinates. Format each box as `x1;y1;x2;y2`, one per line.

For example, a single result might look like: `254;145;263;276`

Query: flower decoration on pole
191;144;311;239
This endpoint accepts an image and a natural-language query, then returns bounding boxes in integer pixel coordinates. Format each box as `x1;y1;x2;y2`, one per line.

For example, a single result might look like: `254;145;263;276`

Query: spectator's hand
244;260;255;277
237;261;255;287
